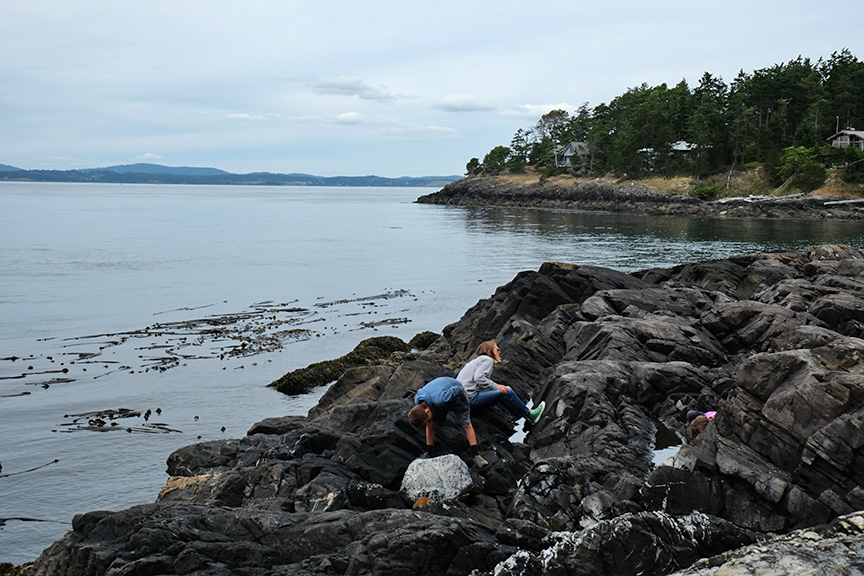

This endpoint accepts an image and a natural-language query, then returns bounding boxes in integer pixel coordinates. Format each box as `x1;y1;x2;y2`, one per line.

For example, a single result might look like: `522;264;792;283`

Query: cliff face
417;176;864;219
27;245;864;576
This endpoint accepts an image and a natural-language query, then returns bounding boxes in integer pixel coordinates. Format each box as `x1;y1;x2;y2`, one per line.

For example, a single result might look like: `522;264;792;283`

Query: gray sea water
3;181;864;564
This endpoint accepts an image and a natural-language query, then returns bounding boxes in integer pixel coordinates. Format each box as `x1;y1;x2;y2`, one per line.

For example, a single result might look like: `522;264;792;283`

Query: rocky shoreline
11;244;864;575
416;176;864;220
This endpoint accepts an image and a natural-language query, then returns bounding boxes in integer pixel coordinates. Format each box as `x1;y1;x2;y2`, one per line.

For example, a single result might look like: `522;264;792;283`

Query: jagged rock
0;562;33;576
491;511;759;576
672;511;864;575
29;245;864;576
31;504;516;576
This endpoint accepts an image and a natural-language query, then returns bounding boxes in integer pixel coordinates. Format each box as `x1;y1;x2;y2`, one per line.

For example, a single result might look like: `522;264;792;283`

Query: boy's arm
425;420;436;446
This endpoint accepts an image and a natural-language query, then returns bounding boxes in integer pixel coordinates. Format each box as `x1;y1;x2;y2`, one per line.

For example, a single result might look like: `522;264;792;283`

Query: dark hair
408;403;429;428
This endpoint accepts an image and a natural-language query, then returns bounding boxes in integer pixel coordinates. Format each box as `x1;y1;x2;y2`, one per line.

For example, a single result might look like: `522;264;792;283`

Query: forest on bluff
470;49;864;193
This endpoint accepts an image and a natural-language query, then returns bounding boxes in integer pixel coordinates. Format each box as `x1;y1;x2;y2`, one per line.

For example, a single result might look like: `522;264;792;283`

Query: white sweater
456;355;498;397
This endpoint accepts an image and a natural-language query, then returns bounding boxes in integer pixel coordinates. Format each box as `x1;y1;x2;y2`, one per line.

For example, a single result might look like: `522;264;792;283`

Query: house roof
671;140;697;151
827;129;864;141
554;142;588;155
637;140;698;154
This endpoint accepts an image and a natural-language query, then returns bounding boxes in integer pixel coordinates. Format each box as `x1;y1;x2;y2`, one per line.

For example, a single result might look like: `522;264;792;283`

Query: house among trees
553;142;589;168
828;129;864;151
473;50;864;183
636;141;699;172
636;141;698;156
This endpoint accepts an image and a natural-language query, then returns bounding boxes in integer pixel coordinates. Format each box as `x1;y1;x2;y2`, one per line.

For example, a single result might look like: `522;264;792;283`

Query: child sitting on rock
457;341;545;425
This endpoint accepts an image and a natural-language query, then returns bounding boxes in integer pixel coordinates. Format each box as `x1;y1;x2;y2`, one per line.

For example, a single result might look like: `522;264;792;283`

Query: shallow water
2;182;864;563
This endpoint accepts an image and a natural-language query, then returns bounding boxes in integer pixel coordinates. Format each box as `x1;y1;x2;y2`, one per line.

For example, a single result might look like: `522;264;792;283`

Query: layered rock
671;511;864;576
27;245;864;576
416;176;864;219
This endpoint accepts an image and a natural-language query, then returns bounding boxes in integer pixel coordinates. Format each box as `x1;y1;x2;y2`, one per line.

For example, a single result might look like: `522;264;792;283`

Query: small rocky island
16;244;864;576
416;174;864;220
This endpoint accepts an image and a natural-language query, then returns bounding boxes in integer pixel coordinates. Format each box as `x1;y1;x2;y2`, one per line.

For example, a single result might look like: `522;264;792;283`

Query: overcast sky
2;1;862;177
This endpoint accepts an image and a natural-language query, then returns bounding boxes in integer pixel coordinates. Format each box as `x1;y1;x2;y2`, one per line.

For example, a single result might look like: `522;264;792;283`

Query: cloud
134;152;166;162
335;112;364;124
312;77;402;102
501;103;579;119
226;113;284;122
433;94;496;112
382;124;460;139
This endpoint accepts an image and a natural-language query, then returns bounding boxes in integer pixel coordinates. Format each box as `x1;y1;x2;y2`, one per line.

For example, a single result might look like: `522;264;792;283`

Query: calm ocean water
3;182;864;563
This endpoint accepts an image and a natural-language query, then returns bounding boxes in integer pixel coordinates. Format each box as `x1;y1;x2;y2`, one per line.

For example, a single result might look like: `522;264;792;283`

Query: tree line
469;49;864;191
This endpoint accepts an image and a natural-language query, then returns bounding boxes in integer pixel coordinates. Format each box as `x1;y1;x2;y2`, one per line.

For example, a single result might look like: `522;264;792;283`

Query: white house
827;129;864;151
553;142;589;168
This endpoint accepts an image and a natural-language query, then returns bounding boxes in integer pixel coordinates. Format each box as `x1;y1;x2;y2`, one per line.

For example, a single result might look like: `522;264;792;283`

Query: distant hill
80;163;231;176
0;163;461;187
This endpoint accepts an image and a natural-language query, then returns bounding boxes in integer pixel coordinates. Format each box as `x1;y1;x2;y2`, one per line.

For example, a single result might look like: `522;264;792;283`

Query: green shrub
778;146;825;191
692;182;723;199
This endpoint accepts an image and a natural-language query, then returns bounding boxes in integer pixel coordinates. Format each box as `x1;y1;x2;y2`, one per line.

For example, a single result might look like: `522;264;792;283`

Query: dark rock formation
27;245;864;575
671;511;864;575
417;176;864;219
268;335;415;394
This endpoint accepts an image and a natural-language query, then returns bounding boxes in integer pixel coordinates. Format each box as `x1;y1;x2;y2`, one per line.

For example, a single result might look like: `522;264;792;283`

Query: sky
2;1;863;177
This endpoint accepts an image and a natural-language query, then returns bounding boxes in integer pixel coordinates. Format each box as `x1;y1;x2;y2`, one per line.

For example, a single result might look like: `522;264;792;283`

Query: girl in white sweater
456;341;545;425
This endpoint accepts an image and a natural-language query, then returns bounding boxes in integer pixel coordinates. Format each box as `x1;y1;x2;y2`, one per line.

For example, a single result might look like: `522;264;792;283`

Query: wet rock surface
416;176;864;219
26;244;864;575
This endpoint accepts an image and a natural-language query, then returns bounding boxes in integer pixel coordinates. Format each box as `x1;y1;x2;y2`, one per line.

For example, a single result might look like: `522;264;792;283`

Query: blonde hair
408;403;430;428
473;341;500;363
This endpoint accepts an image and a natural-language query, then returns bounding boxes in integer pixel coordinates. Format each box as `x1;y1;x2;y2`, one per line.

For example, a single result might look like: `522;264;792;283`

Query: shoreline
417;175;864;220
18;244;864;575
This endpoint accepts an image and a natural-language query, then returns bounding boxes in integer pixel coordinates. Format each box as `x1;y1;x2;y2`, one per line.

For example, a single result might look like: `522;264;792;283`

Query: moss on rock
408;331;441;350
270;335;411;395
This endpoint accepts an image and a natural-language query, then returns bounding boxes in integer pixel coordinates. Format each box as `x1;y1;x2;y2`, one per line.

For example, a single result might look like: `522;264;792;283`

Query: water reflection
458;206;864;272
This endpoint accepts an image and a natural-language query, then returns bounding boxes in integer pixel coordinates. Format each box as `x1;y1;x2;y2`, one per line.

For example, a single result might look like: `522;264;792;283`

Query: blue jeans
469;388;529;418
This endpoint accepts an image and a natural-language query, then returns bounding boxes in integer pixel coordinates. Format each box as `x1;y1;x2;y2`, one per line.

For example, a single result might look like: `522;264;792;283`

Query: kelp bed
0;290;415;433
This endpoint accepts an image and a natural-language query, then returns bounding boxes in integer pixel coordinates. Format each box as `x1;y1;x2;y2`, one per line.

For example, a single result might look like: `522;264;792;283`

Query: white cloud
434;94;496;112
335;112;364;124
501;103;579;119
226;113;284;122
312;77;402;102
133;152;166;162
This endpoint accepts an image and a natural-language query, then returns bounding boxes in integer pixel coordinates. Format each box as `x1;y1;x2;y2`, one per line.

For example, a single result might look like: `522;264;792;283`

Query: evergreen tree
482;146;511;174
466;50;862;184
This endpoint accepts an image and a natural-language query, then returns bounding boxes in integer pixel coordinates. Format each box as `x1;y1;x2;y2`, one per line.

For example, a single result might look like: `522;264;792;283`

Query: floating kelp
0;290;416;394
58;408;182;434
359;317;411;329
26;377;76;389
0;368;70;381
0;459;59;478
313;289;411;309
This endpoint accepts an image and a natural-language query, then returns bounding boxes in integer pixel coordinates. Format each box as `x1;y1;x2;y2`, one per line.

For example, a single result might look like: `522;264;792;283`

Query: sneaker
473;454;488;468
526;401;546;425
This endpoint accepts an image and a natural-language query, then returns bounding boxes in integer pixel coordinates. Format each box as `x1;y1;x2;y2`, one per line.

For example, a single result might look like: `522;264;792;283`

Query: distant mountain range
0;163;461;187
